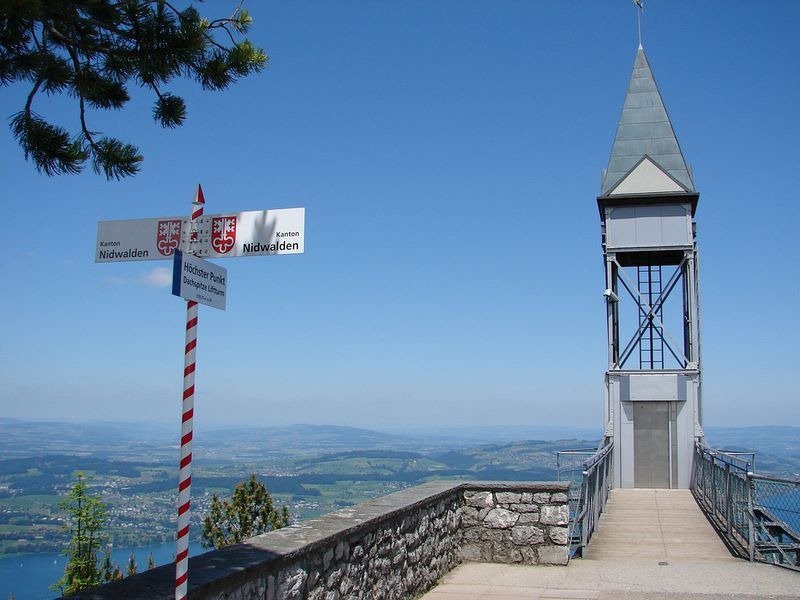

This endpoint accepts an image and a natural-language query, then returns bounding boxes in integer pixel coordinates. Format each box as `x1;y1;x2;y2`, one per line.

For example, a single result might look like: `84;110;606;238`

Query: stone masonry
460;486;570;565
67;481;570;600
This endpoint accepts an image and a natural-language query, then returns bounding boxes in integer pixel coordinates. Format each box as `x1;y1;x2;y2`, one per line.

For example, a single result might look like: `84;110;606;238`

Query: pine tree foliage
98;544;125;581
1;1;267;179
52;473;112;595
99;544;114;582
201;473;290;549
125;552;138;576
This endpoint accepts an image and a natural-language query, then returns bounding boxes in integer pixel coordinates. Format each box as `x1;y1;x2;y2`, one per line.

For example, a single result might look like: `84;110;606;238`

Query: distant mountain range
0;419;603;460
704;426;800;478
1;418;797;459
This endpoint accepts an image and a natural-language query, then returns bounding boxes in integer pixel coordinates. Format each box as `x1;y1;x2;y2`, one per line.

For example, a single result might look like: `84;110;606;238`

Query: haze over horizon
1;2;798;430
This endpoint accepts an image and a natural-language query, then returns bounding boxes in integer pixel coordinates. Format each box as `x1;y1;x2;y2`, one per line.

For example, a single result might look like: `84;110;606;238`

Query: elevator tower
599;47;702;489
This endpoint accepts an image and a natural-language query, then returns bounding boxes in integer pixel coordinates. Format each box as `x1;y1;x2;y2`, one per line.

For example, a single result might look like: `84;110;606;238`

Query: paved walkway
585;488;734;562
421;489;800;600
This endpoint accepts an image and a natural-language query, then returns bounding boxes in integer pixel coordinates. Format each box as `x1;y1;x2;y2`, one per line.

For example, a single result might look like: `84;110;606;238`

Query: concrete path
585;488;734;562
420;489;800;600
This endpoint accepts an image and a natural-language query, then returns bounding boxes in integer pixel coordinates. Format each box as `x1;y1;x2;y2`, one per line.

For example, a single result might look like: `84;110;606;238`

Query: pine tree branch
45;23;113;55
222;25;239;48
64;44;98;152
24;78;43;116
5;1;266;179
206;33;231;52
29;22;43;52
208;0;247;29
160;0;187;21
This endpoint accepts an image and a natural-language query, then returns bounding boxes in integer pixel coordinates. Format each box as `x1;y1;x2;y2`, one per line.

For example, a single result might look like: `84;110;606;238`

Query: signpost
172;250;228;311
96;207;305;262
96;186;304;600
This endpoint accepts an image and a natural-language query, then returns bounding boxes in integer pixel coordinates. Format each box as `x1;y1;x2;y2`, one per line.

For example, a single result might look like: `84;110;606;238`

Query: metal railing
557;438;613;557
693;442;800;571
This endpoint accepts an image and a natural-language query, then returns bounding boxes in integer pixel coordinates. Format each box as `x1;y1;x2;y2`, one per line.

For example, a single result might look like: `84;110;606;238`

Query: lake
0;541;205;600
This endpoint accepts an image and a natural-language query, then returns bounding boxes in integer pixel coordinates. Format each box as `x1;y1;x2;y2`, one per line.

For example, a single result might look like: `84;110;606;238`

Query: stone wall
68;481;569;600
460;485;570;565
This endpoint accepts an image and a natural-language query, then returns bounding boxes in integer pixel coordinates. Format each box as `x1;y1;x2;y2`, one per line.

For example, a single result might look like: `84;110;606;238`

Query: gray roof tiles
601;47;695;195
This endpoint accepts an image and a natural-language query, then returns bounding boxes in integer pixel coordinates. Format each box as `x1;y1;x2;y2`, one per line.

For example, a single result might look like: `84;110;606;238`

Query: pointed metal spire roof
601;47;695;196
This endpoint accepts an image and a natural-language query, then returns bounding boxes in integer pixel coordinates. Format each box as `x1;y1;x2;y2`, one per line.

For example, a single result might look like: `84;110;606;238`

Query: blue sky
0;1;798;430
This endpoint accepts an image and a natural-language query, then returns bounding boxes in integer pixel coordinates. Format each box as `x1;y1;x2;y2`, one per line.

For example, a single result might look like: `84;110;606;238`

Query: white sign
96;216;179;262
96;207;305;262
172;250;228;310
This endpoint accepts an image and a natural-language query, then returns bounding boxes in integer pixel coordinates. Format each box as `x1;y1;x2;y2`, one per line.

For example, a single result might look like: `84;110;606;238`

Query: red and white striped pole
175;185;205;600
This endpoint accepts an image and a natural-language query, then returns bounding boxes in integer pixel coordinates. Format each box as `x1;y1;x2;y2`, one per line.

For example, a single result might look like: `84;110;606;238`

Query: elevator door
633;401;670;488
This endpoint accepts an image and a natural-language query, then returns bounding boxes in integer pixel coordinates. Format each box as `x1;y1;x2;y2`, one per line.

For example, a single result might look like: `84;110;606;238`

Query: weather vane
634;0;644;48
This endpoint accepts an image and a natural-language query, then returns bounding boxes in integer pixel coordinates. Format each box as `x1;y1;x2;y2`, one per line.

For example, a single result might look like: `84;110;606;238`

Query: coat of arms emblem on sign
211;216;237;254
157;219;182;256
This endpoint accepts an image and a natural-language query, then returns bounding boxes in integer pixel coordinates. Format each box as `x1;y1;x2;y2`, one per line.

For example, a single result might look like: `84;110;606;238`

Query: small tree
98;544;114;583
125;552;138;577
201;474;290;549
146;552;156;570
52;473;110;595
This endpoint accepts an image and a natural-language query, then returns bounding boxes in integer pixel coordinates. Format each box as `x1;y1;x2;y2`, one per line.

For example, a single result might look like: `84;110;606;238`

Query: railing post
723;462;730;536
747;471;755;562
711;455;718;517
700;447;707;504
593;463;601;528
581;470;589;557
700;446;706;502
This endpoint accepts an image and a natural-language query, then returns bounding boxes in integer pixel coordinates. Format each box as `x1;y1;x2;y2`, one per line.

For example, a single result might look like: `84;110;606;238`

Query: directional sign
96;216;181;262
96;207;305;262
172;250;227;310
96;186;306;600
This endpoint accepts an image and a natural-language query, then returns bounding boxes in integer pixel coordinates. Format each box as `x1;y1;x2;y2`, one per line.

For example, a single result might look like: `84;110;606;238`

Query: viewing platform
421;488;800;600
66;476;800;599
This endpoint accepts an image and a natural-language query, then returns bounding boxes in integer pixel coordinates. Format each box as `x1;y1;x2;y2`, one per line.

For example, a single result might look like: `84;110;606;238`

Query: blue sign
172;250;228;310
